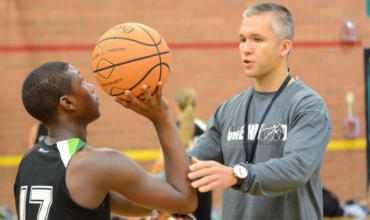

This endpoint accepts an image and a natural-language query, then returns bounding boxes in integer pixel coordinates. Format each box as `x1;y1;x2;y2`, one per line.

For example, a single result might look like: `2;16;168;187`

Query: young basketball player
14;62;197;220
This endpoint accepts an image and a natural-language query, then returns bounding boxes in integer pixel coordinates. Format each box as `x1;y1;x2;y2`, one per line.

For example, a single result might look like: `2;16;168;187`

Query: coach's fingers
188;166;215;180
189;160;216;172
198;180;219;192
191;173;218;188
190;172;226;192
191;157;200;164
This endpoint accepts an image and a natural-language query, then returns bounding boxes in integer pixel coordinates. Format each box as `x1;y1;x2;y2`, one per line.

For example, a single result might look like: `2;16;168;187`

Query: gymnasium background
1;0;370;215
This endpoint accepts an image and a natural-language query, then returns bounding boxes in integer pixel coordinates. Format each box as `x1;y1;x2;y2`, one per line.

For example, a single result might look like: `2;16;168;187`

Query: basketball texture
92;23;171;100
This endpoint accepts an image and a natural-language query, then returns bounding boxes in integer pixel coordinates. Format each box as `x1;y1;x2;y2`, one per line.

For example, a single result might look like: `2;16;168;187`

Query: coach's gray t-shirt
189;79;331;220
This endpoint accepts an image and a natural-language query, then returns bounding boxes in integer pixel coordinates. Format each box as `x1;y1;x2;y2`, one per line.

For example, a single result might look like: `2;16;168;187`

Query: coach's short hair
243;2;294;42
22;61;73;124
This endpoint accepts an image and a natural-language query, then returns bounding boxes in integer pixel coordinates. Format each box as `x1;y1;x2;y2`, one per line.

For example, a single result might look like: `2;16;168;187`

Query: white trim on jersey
57;140;71;168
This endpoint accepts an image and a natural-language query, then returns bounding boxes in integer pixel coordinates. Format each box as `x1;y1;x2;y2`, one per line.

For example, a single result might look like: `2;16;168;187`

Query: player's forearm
110;191;152;217
151;152;164;174
111;203;152;217
153;114;197;213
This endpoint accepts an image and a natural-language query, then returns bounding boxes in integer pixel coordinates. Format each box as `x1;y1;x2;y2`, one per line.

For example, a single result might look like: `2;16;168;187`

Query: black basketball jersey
14;138;110;220
34;123;48;144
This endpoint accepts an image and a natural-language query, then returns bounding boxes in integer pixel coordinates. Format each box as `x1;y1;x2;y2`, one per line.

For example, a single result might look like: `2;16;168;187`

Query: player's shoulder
75;146;132;171
71;146;142;186
77;146;122;163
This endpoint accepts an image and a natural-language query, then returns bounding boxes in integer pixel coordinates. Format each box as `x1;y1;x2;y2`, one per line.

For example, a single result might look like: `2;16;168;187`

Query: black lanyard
243;75;291;163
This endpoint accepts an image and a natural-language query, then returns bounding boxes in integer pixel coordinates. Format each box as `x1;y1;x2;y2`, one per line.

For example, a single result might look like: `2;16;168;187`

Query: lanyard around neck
243;75;291;163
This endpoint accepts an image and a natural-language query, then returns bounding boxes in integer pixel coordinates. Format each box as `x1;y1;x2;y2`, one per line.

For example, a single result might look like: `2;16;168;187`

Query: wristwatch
232;164;248;187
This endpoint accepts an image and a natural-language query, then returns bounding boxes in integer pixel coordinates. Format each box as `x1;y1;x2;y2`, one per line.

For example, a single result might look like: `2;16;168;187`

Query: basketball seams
109;63;170;96
93;51;170;74
133;23;164;83
92;23;171;99
96;31;118;50
95;58;114;79
97;36;163;47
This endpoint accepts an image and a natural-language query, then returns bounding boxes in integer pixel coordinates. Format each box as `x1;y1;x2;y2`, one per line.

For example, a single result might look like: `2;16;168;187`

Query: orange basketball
92;23;171;100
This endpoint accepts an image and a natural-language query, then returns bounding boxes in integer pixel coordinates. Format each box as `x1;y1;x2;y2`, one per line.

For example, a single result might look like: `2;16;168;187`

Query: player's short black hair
22;61;73;124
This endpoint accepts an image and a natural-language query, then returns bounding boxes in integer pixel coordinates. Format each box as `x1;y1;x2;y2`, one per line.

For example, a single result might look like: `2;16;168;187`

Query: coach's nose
240;39;253;55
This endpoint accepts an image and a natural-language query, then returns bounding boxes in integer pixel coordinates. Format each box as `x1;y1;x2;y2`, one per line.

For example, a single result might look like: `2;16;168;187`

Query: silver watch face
233;165;248;179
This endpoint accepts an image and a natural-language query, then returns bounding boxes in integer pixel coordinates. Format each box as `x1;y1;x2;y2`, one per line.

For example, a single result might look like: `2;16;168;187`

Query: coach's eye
254;37;263;42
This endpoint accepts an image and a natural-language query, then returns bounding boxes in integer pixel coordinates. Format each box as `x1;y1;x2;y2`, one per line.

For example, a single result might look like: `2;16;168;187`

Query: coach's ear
59;95;77;111
280;39;292;57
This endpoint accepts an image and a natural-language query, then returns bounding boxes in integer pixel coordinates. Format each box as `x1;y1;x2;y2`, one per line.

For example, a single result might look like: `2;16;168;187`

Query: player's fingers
141;84;153;102
125;90;140;106
114;97;129;107
155;81;163;101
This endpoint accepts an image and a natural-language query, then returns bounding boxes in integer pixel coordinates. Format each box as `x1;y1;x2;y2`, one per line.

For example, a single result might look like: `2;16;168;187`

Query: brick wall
1;0;369;214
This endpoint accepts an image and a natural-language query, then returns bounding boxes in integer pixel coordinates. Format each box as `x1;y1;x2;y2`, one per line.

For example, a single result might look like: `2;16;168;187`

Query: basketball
91;23;171;100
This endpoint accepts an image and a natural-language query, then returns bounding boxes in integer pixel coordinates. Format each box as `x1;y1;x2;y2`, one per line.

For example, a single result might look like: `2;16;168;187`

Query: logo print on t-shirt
259;124;287;141
227;124;287;141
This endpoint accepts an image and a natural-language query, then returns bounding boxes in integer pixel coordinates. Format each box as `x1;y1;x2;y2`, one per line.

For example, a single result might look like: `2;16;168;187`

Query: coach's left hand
188;157;238;192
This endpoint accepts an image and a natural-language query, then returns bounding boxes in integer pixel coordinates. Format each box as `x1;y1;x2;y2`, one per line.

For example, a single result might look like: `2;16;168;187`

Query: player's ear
280;39;292;57
59;95;77;111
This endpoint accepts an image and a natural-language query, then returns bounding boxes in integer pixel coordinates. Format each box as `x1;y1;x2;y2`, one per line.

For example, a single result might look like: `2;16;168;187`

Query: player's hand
188;157;238;192
115;82;170;124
